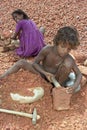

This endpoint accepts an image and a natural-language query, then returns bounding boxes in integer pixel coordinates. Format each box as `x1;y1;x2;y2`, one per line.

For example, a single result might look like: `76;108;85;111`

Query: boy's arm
72;61;82;89
33;47;54;82
67;57;82;93
33;48;48;75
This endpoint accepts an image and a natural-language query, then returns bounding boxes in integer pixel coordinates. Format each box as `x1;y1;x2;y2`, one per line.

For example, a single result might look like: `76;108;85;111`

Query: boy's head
12;9;29;23
53;26;80;49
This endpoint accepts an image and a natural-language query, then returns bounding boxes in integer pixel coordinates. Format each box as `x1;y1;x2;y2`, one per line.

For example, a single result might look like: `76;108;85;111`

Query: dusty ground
0;0;87;130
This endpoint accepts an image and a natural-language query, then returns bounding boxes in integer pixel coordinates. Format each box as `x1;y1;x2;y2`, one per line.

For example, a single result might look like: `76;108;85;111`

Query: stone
84;59;87;66
0;47;4;52
1;30;12;39
52;87;72;111
0;99;2;104
78;65;87;75
81;76;87;87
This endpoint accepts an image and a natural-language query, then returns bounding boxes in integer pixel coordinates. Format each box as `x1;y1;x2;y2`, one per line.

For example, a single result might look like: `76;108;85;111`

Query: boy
0;26;82;93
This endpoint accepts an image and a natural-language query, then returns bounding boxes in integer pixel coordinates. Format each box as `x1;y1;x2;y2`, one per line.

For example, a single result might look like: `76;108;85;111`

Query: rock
84;26;87;31
78;65;87;75
0;47;4;52
81;75;87;87
83;109;87;118
1;30;12;39
76;15;80;19
2;46;10;52
52;87;72;111
84;59;87;66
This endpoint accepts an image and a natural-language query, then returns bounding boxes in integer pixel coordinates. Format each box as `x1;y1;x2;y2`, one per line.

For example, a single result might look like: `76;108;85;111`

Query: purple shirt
15;19;45;57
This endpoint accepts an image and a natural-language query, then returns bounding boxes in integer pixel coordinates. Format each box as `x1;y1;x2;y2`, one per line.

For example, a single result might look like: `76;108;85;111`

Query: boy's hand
66;86;76;94
45;72;54;82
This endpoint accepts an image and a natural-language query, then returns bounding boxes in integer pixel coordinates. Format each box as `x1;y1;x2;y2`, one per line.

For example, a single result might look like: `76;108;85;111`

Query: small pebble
85;26;87;31
76;16;80;19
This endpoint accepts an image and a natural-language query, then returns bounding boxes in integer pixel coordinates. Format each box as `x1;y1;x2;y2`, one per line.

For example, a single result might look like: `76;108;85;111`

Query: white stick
0;108;40;120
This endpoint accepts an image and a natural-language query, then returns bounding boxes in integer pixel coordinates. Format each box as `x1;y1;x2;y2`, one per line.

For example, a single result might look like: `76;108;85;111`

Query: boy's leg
55;56;77;86
55;64;81;93
66;72;81;93
0;59;38;79
55;63;70;86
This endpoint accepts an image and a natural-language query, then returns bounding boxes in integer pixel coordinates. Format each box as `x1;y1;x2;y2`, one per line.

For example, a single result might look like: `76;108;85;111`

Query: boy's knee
63;58;72;70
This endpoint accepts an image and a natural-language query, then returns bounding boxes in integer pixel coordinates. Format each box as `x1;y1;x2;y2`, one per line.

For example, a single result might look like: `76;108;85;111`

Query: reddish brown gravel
0;0;87;129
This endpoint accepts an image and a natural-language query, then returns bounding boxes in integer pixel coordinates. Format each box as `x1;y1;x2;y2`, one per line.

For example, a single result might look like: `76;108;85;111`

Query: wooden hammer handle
51;77;61;88
0;108;40;120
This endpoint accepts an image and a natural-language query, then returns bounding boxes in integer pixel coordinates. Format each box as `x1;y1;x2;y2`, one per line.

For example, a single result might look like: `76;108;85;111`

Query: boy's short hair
53;26;80;48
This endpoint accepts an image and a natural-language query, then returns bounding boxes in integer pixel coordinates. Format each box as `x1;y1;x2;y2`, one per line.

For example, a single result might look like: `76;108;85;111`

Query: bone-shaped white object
10;87;44;103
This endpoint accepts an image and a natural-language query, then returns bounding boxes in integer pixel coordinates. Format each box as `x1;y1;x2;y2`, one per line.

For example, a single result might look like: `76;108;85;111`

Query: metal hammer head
32;108;37;125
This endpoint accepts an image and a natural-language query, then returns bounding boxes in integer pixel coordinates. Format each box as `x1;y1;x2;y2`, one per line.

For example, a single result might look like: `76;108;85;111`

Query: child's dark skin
0;26;82;94
11;13;24;40
33;44;82;93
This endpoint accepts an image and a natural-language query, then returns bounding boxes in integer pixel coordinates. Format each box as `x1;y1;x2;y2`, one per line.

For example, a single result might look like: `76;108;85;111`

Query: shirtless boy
0;26;82;93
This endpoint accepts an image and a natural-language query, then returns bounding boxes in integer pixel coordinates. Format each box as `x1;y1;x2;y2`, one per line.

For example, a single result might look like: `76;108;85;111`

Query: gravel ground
0;0;87;130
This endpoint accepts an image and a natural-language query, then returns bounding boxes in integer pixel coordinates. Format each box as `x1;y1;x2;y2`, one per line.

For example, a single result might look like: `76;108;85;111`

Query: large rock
52;75;87;111
81;75;87;87
78;65;87;75
84;59;87;66
52;87;72;111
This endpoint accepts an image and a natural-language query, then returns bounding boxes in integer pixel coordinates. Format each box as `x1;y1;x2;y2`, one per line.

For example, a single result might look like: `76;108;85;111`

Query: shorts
64;72;81;93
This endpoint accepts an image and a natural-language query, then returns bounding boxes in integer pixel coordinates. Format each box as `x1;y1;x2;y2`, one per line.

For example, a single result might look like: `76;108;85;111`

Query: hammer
51;77;61;88
0;107;40;125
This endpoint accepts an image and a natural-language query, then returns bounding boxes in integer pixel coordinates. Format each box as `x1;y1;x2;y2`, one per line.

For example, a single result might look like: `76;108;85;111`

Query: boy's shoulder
42;44;53;50
40;44;53;54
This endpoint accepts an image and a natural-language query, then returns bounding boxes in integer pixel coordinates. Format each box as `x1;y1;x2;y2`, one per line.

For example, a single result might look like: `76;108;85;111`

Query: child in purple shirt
11;9;45;57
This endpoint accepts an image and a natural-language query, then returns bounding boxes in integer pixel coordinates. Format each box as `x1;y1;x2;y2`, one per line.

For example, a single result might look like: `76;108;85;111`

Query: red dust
0;0;87;130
